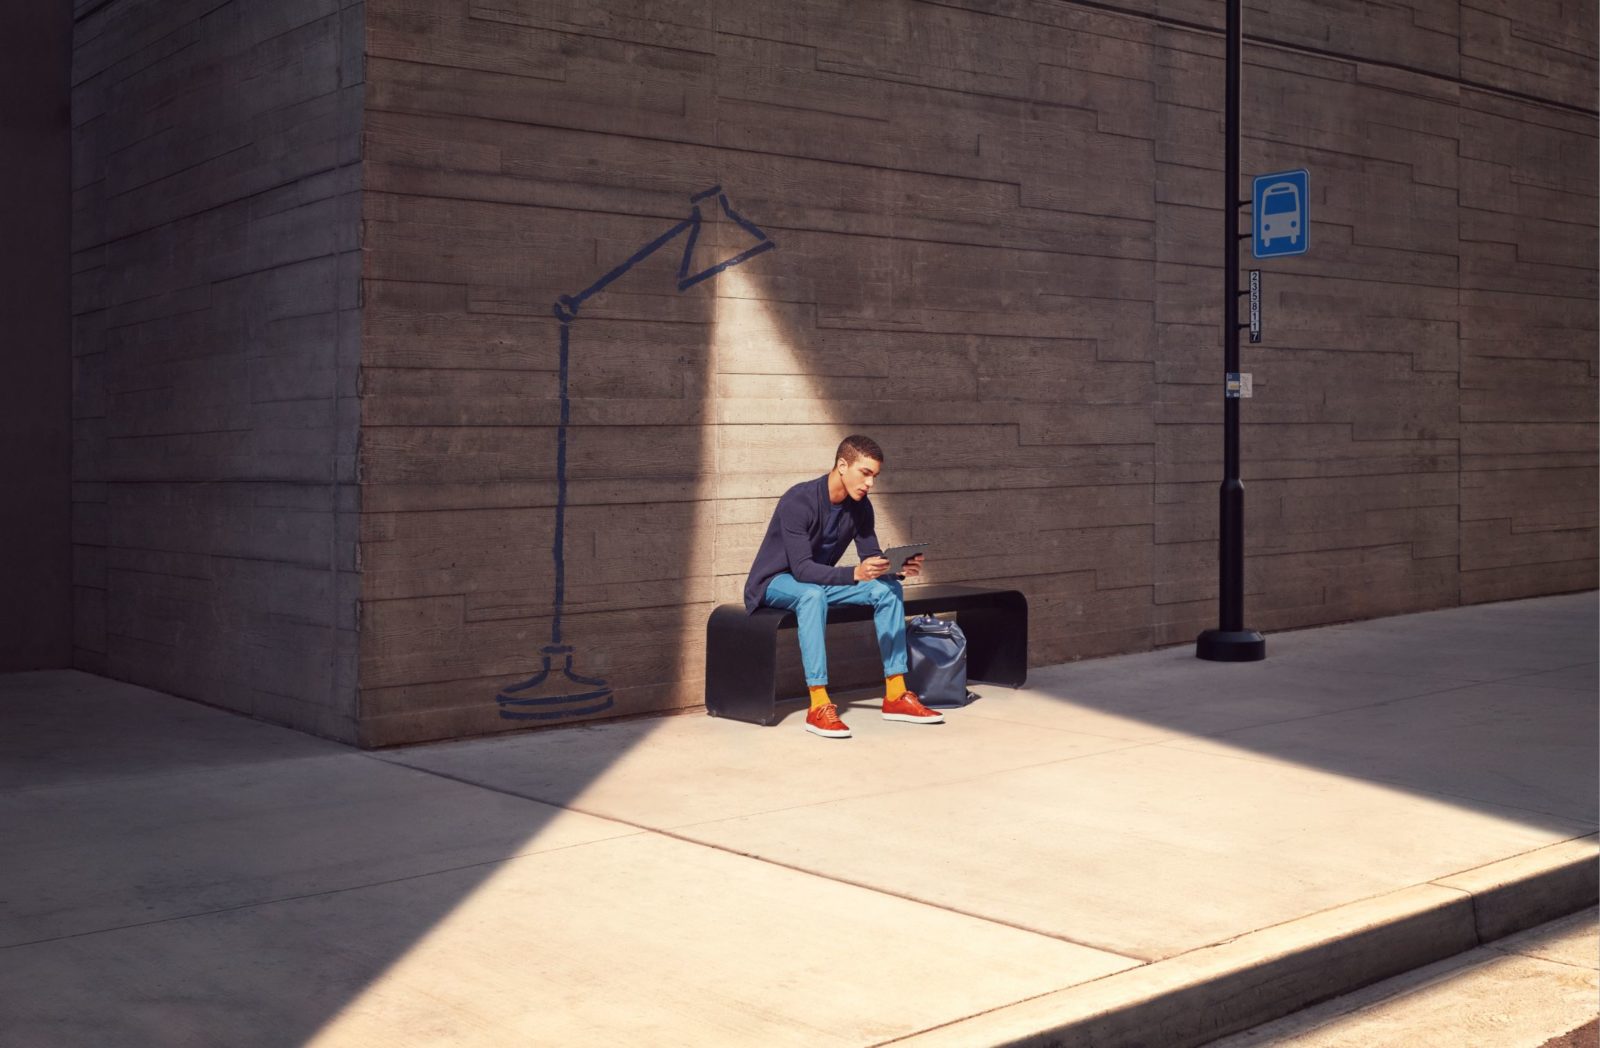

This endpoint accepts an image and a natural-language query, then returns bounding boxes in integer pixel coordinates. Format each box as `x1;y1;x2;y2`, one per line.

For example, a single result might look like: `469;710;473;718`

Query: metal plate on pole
1252;169;1309;259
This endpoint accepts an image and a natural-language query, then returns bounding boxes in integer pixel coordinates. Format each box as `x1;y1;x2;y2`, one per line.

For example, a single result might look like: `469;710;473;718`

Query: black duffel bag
906;614;977;708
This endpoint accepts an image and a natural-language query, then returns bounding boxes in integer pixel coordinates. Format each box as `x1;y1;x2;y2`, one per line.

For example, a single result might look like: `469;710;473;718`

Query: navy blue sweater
743;474;884;612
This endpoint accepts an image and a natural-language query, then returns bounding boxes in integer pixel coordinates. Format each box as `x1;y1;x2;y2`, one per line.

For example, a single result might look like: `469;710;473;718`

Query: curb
884;834;1599;1048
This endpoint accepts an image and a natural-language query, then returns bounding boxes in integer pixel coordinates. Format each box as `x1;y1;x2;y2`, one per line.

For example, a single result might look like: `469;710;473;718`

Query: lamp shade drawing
495;186;778;720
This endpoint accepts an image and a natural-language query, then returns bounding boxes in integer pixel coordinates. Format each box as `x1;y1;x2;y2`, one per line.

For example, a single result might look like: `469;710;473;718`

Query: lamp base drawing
496;645;614;720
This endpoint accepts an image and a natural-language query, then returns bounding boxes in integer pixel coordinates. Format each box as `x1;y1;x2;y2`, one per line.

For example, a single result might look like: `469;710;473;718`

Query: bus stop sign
1252;169;1309;258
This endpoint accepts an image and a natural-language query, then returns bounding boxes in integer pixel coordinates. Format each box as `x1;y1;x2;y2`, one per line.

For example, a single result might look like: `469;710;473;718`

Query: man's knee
794;585;827;611
867;578;904;604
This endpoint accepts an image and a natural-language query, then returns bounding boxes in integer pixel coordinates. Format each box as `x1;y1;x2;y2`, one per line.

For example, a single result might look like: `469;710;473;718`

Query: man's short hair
835;434;884;467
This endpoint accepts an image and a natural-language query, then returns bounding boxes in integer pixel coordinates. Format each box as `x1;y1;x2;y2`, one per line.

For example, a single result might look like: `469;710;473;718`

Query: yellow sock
885;674;907;702
808;684;832;710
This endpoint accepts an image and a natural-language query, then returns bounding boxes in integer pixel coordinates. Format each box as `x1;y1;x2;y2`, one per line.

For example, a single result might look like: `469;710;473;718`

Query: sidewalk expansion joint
372;754;1149;964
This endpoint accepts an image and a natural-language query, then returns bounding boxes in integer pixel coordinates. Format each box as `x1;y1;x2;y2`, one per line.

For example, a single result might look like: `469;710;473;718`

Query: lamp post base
1195;628;1266;662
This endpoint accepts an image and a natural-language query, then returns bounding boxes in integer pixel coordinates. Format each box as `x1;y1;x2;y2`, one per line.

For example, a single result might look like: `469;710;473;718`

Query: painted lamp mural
495;187;777;721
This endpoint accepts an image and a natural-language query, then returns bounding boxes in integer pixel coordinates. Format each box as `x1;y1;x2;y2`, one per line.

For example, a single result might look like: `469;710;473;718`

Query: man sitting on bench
743;435;943;739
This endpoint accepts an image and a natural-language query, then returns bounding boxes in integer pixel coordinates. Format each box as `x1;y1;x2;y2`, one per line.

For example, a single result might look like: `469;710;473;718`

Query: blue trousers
761;573;909;687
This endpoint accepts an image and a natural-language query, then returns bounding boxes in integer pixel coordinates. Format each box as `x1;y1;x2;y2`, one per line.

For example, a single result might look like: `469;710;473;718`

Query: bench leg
705;606;782;725
958;596;1028;687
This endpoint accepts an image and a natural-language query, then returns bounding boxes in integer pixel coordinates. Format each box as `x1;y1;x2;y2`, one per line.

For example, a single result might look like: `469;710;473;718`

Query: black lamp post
1195;0;1266;662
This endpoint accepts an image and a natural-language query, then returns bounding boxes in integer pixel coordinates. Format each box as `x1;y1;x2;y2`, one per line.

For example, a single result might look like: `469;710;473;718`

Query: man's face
838;456;881;500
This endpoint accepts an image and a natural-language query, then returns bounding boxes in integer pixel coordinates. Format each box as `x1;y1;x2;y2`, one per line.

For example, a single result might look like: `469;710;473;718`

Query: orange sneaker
805;703;852;738
881;692;945;724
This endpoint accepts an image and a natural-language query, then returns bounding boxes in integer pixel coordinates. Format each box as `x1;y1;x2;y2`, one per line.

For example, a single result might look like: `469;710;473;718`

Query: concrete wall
70;0;365;740
1156;2;1600;617
353;0;1597;745
66;0;1595;746
1;6;73;671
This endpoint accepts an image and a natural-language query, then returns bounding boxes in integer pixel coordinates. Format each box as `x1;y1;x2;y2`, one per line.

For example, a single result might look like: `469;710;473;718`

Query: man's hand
854;556;892;582
901;554;925;580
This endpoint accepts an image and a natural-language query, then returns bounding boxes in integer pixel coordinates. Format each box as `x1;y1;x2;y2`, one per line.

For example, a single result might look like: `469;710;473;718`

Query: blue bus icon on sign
1253;169;1309;258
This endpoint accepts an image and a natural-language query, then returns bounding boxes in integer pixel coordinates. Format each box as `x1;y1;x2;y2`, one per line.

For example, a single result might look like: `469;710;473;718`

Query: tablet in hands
875;543;930;574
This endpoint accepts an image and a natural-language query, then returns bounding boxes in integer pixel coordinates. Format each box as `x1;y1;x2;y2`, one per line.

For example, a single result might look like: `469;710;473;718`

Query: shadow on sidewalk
2;595;1593;1047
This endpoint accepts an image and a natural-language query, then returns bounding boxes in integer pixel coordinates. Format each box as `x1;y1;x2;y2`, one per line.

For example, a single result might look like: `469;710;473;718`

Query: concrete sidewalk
1;593;1595;1047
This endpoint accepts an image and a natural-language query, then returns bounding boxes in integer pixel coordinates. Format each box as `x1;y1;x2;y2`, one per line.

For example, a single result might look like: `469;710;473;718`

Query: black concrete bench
705;583;1027;725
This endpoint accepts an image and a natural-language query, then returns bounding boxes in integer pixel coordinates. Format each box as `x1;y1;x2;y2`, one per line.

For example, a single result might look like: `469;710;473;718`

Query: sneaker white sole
882;712;945;724
804;724;852;738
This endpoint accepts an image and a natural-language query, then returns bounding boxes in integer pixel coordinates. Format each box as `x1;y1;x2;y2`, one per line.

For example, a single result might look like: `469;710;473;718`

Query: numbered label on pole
1249;269;1261;343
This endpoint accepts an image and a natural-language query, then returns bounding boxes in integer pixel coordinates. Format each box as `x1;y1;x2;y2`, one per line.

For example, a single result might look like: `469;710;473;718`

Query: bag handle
909;614;958;635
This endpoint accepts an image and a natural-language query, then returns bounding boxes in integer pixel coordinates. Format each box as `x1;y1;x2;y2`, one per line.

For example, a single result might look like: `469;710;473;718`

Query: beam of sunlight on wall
707;265;911;608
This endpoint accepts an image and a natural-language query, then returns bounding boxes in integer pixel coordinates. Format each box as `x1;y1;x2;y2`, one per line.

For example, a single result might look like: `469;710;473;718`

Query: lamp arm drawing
554;216;696;324
553;187;776;324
